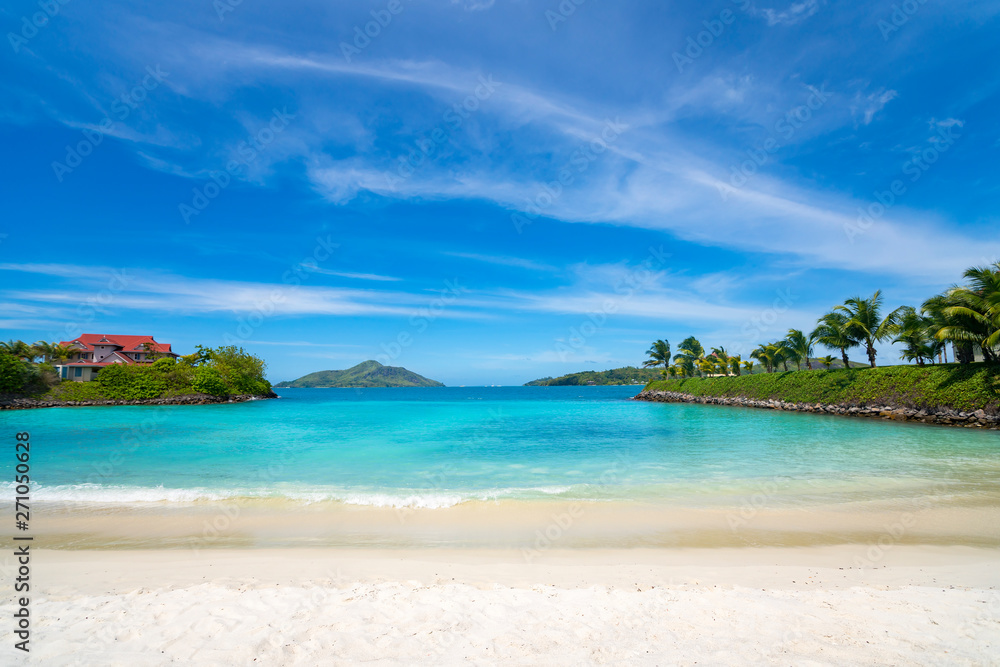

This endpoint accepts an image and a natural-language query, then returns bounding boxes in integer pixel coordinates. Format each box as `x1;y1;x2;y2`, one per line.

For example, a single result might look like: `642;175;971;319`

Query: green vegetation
641;261;1000;380
0;343;272;401
643;363;1000;413
275;361;444;388
524;366;663;386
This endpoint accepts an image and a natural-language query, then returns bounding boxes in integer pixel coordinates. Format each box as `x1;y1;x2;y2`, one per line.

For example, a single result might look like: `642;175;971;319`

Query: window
74;368;82;377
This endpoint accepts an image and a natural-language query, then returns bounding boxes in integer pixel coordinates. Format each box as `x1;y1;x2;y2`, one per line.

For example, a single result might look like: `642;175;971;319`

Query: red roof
60;334;175;355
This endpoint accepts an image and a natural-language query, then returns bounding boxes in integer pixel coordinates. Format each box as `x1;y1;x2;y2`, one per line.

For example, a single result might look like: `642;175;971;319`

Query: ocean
4;386;999;549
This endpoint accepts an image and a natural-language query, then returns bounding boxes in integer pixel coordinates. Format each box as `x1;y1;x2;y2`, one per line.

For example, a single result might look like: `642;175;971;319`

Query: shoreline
0;391;279;410
633;388;1000;429
29;497;1000;551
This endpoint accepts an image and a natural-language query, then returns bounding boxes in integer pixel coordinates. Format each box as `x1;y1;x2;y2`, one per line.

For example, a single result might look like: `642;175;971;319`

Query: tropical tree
1;340;35;362
834;290;903;368
921;295;953;363
750;343;781;373
673;336;705;377
52;344;77;364
784;329;815;370
891;306;941;366
643;339;672;370
710;346;732;375
32;341;58;363
741;360;755;374
729;354;742;376
812;311;860;368
932;262;1000;363
818;355;836;369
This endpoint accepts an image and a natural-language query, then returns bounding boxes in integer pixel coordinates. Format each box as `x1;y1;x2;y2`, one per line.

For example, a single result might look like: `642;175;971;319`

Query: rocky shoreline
0;392;279;410
633;390;1000;430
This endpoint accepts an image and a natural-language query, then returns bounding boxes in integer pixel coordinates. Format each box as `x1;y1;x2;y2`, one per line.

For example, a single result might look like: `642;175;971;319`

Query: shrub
192;366;228;396
209;345;271;395
96;363;167;400
151;357;176;371
0;351;30;393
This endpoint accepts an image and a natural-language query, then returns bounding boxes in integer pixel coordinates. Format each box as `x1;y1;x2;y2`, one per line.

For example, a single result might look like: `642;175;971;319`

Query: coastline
634;389;1000;429
0;391;279;410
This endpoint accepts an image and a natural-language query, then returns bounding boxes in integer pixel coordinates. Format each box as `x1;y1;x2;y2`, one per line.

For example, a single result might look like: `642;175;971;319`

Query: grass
643;363;1000;413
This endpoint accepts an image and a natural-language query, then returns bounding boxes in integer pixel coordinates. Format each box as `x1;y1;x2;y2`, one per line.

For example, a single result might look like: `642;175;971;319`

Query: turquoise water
2;386;998;508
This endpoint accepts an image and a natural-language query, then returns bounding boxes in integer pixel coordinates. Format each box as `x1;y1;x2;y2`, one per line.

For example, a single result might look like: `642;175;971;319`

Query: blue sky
1;0;998;385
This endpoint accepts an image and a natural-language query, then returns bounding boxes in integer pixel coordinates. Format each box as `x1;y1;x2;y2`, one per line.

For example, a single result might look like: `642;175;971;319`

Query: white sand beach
23;545;1000;665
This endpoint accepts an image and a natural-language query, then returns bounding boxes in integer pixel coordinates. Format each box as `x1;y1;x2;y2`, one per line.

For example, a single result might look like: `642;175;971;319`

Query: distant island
276;361;445;388
525;366;664;386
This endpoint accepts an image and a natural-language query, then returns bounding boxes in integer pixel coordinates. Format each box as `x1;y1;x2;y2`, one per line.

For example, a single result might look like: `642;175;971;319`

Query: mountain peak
275;361;444;388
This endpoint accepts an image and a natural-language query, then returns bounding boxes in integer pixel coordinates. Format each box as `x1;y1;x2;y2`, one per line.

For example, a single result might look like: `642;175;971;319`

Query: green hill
525;366;663;386
275;361;444;388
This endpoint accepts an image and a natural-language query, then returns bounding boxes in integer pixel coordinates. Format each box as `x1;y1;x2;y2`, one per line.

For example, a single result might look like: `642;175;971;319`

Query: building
55;334;178;381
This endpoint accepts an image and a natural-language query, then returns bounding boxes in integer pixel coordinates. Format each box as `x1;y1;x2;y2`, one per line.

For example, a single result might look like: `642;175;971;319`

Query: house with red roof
55;334;179;381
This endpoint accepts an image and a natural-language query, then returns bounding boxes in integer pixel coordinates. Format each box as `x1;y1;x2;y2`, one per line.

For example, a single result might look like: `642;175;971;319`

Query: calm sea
3;386;998;511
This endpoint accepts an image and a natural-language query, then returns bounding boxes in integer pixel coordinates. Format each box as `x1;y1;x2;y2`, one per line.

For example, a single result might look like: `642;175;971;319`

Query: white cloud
855;88;898;125
760;0;821;26
442;252;558;272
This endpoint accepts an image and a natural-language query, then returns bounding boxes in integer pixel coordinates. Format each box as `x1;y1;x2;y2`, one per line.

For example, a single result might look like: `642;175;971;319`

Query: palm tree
933;262;1000;363
52;344;77;364
891;306;938;366
741;360;755;374
784;329;815;370
834;290;903;368
818;355;836;369
32;341;58;363
643;339;671;370
673;336;705;377
785;329;816;370
1;340;35;362
710;346;731;375
729;354;742;376
812;311;860;368
774;343;791;372
750;343;782;373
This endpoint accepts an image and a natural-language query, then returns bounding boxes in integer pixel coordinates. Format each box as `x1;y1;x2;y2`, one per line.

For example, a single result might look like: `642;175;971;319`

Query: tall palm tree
784;329;815;370
750;343;780;373
934;262;1000;363
643;339;671;370
812;311;860;368
32;341;58;362
834;290;903;368
710;346;732;375
673;336;705;377
891;306;938;366
774;343;791;372
729;354;742;376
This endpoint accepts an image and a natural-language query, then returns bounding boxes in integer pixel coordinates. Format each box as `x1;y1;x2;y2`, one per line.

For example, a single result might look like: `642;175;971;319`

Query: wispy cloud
309;268;402;282
442;252;558;272
855;88;898;125
759;0;821;26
